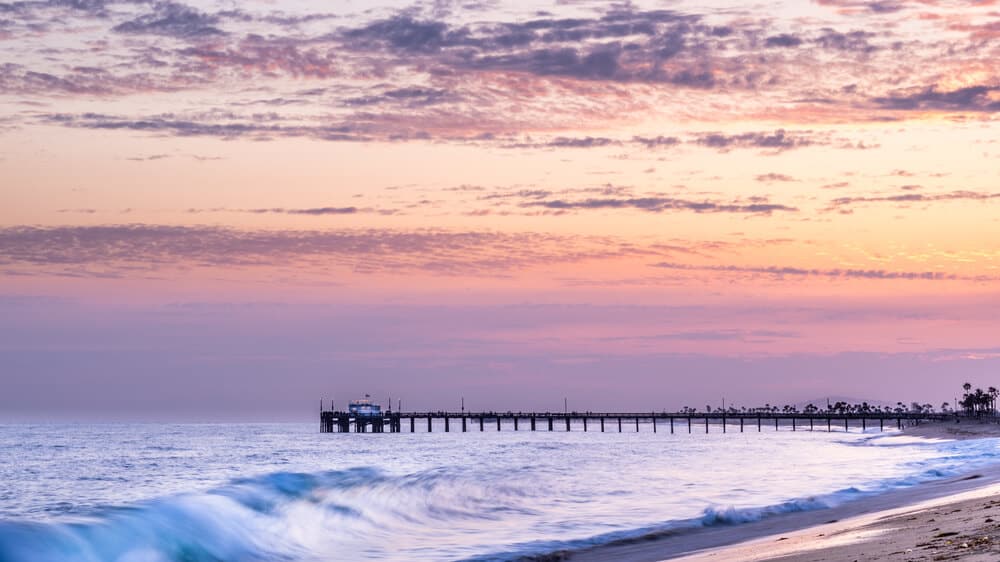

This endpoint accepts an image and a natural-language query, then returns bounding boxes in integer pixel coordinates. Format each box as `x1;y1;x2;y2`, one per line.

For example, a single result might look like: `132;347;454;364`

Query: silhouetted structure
323;381;997;433
320;409;949;434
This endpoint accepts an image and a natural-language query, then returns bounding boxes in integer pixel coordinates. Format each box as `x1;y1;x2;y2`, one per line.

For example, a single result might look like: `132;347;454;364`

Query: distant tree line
677;383;998;417
960;383;998;417
682;402;937;415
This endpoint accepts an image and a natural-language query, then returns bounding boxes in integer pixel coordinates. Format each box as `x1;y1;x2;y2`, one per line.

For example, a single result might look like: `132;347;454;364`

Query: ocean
0;422;997;561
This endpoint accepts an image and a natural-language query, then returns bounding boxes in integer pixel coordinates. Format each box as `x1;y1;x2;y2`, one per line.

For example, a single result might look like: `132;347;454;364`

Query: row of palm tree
682;401;937;415
676;383;998;418
960;383;998;416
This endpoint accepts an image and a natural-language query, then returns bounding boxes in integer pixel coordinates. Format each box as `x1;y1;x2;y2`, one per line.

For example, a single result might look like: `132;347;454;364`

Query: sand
903;420;1000;441
672;481;1000;562
565;420;1000;562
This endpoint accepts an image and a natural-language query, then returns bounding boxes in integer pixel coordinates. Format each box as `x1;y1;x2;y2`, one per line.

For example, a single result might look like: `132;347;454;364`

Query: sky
1;0;998;421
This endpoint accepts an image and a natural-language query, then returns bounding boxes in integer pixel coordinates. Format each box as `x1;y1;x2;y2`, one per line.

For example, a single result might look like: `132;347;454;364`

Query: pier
320;410;950;434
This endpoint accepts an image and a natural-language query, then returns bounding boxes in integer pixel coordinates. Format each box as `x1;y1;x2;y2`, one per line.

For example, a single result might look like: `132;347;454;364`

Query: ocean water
0;422;998;562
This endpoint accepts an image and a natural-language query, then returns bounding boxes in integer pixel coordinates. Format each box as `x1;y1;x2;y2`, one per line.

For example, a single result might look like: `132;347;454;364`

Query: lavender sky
1;0;998;420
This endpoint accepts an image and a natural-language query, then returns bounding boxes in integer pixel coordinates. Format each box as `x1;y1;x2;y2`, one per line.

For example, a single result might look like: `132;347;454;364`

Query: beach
568;421;1000;562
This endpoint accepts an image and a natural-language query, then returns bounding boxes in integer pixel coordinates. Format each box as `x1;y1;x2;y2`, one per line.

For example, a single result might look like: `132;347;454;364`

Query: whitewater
1;423;998;561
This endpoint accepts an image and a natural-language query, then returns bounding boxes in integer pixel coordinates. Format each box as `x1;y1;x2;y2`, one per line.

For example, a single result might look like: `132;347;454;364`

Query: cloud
39;111;879;153
344;87;455;107
0;224;667;277
478;189;553;201
813;28;879;53
652;261;995;282
244;207;359;215
521;196;797;215
632;135;681;148
335;9;729;87
340;10;696;57
39;112;372;142
179;206;398;216
765;34;803;48
873;85;1000;112
463;45;630;81
504;136;620;149
178;36;340;79
827;190;1000;210
692;130;816;152
755;173;797;182
599;329;801;342
342;15;458;54
125;154;170;162
816;0;907;14
112;1;225;38
0;64;124;96
5;0;993;145
499;130;867;152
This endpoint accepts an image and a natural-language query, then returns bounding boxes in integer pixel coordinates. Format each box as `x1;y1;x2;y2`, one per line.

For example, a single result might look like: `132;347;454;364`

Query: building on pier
348;395;382;417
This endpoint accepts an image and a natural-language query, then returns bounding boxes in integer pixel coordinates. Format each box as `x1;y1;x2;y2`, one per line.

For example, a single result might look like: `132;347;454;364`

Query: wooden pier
320;410;950;434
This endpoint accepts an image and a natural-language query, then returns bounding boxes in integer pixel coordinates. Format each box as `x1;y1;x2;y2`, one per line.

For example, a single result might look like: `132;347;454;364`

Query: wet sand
565;420;1000;562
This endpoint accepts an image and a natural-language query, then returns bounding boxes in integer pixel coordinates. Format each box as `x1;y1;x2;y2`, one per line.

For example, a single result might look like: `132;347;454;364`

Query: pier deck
320;410;951;433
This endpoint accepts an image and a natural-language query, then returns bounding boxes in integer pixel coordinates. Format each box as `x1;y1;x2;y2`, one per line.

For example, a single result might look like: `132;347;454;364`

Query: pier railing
320;410;954;434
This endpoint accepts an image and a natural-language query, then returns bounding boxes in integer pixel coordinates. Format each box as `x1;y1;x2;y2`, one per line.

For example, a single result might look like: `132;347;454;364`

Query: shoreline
562;421;1000;562
673;481;1000;562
